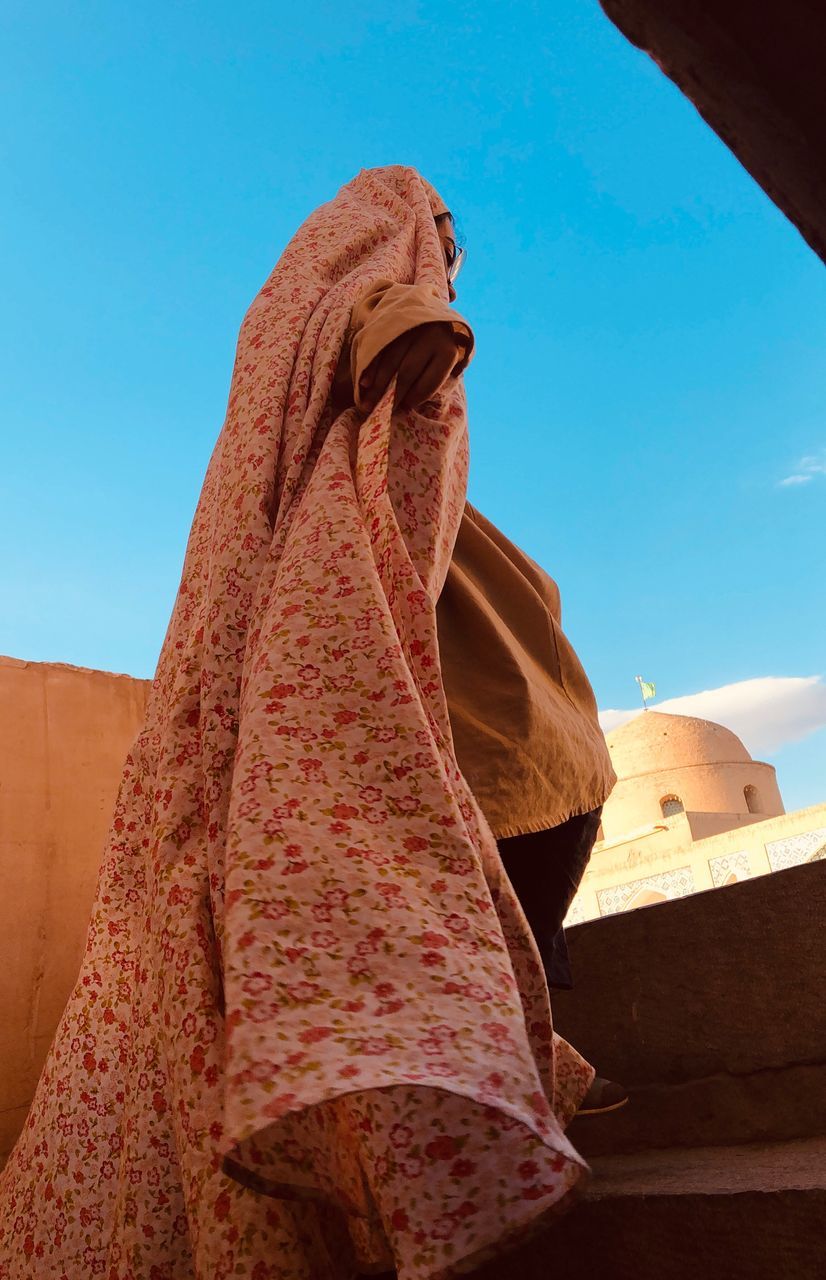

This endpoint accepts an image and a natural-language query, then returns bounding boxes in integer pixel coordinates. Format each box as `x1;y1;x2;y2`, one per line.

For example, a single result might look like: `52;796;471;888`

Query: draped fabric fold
0;166;592;1280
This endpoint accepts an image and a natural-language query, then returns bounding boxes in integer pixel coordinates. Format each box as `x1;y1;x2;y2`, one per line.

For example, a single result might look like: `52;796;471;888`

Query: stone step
553;861;826;1157
567;1059;824;1161
475;1136;826;1280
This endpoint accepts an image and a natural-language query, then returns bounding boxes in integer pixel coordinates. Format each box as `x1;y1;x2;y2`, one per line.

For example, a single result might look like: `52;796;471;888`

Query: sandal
578;1075;629;1116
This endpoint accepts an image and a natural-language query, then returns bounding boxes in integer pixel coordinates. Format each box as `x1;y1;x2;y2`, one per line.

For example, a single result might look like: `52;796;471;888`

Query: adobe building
568;709;826;923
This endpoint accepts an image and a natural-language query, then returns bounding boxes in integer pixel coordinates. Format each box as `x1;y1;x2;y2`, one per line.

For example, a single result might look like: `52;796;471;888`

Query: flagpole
635;675;648;712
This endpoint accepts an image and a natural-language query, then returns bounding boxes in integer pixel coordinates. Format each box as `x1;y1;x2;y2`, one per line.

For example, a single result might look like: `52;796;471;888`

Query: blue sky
2;0;824;810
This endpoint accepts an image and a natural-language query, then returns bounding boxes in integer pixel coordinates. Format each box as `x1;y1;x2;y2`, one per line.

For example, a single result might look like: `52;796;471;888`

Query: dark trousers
497;808;602;990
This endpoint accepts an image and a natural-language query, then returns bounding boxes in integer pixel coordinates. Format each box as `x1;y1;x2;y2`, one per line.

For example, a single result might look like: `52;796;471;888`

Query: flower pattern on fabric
0;166;593;1280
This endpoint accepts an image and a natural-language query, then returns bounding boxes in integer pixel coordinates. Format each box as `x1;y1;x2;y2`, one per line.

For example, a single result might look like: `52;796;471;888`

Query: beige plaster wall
601;760;784;839
572;802;826;924
685;811;766;841
0;656;149;1164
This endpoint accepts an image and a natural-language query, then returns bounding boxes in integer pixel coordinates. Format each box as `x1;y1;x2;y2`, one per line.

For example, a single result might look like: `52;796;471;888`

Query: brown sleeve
349;279;475;411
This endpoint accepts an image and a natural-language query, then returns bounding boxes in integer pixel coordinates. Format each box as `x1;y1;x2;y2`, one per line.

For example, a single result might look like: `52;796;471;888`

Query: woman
0;166;607;1280
337;204;621;1110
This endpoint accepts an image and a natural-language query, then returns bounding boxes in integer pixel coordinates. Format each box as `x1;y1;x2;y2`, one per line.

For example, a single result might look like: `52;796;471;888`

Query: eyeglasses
445;239;466;285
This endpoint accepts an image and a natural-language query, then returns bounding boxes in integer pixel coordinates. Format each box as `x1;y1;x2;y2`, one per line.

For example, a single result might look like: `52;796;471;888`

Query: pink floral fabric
0;166;593;1279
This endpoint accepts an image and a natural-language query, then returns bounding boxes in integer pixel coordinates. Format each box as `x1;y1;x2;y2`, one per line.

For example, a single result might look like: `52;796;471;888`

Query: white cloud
599;675;826;758
779;452;826;488
599;707;641;733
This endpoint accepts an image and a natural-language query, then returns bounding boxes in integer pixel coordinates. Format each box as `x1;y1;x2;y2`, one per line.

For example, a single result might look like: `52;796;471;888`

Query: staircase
477;860;826;1278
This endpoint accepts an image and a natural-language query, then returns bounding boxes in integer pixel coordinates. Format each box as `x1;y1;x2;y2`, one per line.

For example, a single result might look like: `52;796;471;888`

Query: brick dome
606;711;752;778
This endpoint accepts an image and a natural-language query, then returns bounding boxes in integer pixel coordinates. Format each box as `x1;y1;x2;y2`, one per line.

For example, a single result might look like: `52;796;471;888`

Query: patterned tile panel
597;866;695;917
563;896;588;926
765;826;826;872
708;851;751;887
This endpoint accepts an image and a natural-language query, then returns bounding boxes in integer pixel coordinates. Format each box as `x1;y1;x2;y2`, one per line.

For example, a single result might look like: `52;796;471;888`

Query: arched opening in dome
744;784;761;814
660;794;684;818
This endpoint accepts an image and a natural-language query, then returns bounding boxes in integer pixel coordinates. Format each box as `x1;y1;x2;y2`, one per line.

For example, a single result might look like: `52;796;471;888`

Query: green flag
636;677;656;701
